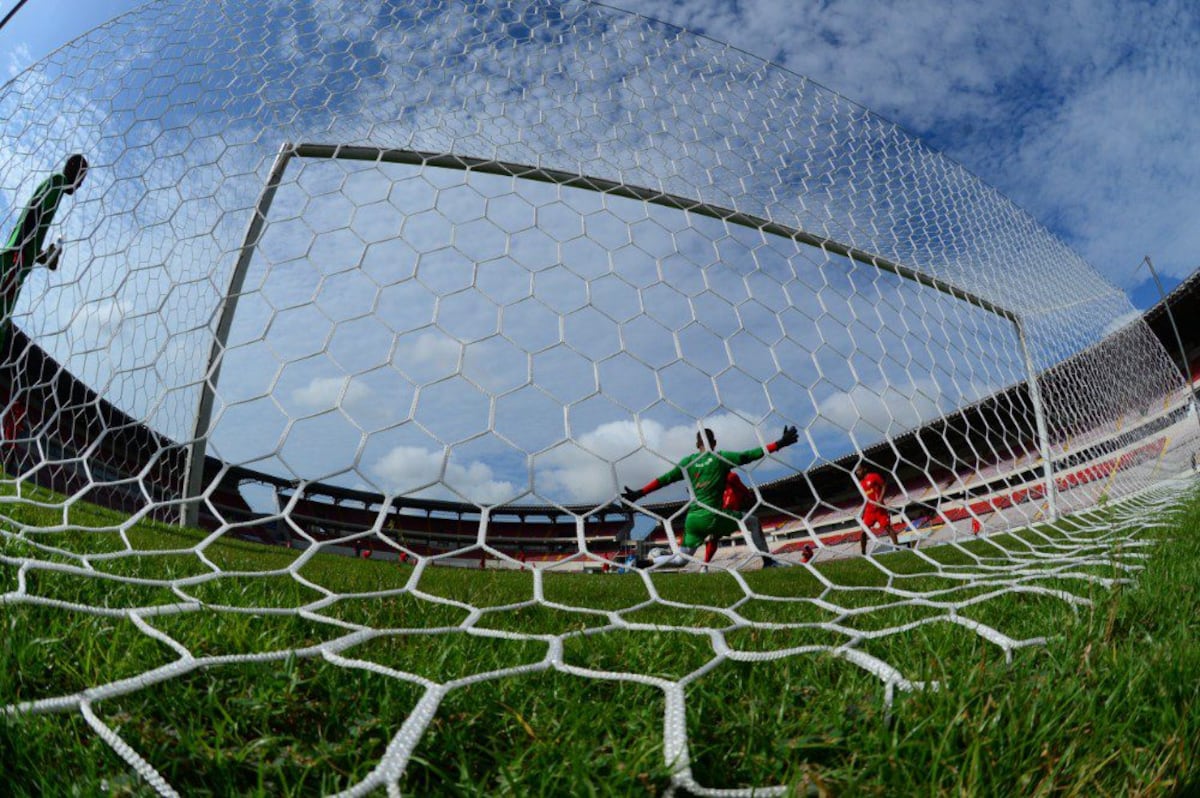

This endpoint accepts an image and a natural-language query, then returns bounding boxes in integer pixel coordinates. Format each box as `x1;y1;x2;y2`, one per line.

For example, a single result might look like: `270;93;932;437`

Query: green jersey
653;446;769;547
0;173;70;339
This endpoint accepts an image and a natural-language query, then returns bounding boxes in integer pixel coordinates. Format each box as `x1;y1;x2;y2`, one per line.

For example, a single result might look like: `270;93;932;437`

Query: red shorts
862;507;890;530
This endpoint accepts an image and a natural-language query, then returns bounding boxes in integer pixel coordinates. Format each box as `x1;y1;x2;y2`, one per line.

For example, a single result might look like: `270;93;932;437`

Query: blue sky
624;0;1200;308
2;0;1193;307
0;0;1188;510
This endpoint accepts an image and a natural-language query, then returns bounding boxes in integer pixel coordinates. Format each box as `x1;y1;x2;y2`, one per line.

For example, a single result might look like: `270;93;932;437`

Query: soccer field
2;478;1197;796
1;2;1197;795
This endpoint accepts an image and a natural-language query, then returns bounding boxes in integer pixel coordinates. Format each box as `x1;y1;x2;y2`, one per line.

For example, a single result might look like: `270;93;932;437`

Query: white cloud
386;331;465;387
3;0;1184;502
405;331;460;366
291;375;371;411
354;413;793;508
66;297;131;342
621;0;1200;289
371;444;515;504
6;42;31;77
813;379;941;445
1101;309;1141;339
998;62;1200;284
534;412;775;503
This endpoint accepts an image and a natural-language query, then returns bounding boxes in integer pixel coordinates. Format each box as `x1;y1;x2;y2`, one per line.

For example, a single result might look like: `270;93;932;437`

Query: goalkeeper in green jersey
623;425;798;568
0;154;88;444
0;154;88;347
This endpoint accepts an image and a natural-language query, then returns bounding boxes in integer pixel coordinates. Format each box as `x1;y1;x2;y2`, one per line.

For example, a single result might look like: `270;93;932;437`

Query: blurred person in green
0;154;88;445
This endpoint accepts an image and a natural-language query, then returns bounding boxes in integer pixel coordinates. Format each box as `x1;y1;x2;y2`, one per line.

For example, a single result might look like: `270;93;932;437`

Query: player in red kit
856;464;898;554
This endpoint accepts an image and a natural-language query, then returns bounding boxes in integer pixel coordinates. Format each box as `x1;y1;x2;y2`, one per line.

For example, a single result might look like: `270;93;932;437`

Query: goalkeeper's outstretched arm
622;425;797;503
723;423;799;468
2;155;88;278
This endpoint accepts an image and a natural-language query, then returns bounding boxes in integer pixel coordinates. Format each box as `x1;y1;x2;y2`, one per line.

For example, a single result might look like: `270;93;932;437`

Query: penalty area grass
0;479;1197;795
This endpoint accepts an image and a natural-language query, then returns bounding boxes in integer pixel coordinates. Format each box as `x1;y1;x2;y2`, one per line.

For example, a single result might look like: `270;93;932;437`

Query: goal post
179;141;1058;527
1017;316;1060;519
180;142;296;528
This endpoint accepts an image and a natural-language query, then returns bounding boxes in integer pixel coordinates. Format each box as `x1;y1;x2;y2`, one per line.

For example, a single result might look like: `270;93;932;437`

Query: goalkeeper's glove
39;240;62;271
622;485;645;503
776;425;799;448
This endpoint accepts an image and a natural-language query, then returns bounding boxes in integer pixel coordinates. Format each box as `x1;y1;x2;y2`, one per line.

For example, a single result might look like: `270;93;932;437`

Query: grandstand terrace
1;274;1195;565
276;482;636;566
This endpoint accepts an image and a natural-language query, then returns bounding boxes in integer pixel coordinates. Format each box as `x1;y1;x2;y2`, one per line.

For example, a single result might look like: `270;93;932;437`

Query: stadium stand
0;273;1196;566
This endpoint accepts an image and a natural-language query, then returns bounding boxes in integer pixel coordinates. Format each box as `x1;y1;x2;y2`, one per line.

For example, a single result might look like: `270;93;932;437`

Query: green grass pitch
1;479;1198;796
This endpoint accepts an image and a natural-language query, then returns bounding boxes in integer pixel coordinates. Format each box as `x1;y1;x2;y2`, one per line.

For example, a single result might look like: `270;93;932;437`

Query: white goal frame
179;141;1059;527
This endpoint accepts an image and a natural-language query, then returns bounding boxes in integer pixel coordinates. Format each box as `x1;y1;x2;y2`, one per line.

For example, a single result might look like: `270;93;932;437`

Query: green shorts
682;508;743;549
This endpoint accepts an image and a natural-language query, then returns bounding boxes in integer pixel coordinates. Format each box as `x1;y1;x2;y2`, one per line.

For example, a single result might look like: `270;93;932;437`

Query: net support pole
180;141;296;527
1015;316;1057;520
1141;256;1200;428
1142;257;1191;380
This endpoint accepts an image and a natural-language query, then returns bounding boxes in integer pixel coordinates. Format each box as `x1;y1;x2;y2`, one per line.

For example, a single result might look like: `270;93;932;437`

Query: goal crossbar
179;142;1057;527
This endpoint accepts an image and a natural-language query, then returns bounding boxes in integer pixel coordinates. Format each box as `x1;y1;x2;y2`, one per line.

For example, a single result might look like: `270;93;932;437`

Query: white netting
0;0;1196;794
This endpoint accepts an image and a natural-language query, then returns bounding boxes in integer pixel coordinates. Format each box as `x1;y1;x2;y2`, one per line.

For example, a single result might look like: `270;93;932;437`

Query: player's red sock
0;387;10;443
2;398;23;444
704;539;717;562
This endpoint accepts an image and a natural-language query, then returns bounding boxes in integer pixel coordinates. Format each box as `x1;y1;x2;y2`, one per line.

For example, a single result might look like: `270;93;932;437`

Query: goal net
0;0;1194;794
